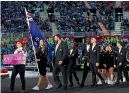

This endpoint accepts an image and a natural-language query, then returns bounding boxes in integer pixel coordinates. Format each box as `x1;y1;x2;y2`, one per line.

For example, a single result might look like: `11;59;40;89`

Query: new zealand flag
25;9;52;61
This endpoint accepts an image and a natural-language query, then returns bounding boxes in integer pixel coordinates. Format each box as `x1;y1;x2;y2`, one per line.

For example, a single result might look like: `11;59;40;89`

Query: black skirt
99;64;105;69
37;61;47;76
99;52;106;69
106;63;114;69
105;51;115;69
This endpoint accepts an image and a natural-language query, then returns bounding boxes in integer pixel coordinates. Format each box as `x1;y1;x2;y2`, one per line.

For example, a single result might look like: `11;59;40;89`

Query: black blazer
68;48;78;66
99;51;106;65
82;44;90;57
88;44;100;64
82;44;90;63
36;47;48;62
53;41;68;66
105;51;115;67
116;47;127;66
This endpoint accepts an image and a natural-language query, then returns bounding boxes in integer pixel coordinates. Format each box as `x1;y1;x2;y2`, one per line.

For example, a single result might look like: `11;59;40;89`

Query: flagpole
24;7;39;72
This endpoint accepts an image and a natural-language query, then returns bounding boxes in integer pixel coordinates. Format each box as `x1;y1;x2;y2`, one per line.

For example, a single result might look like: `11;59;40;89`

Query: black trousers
117;66;129;82
81;63;89;85
10;65;25;91
67;62;79;85
53;65;68;87
90;63;104;85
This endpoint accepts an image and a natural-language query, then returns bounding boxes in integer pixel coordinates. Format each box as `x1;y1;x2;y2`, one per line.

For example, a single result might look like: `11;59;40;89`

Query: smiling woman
32;39;53;91
7;39;27;93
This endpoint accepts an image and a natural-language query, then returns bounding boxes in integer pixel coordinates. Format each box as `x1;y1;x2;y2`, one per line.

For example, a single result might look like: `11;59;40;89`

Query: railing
1;30;128;39
43;32;53;36
60;31;104;37
108;29;129;35
1;31;106;39
61;32;74;36
1;31;53;38
122;30;129;35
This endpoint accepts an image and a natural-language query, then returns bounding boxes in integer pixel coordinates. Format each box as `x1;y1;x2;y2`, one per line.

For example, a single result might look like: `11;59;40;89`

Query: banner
3;54;23;65
46;36;74;46
1;35;129;45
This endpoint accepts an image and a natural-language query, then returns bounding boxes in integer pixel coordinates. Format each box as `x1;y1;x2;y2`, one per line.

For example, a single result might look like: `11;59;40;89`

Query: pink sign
3;54;23;65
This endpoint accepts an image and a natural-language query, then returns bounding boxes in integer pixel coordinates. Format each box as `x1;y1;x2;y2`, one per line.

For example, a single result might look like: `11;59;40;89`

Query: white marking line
7;71;53;78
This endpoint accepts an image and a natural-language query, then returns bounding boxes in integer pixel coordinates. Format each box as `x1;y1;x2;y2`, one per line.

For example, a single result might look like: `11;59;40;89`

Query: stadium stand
121;18;129;31
121;1;129;11
1;1;129;67
1;1;52;33
89;1;115;30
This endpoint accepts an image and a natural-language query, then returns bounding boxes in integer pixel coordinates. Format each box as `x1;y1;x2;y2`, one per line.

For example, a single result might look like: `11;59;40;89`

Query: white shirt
119;48;122;53
55;41;61;54
86;44;90;52
55;44;59;54
70;49;73;55
14;47;27;65
92;43;96;50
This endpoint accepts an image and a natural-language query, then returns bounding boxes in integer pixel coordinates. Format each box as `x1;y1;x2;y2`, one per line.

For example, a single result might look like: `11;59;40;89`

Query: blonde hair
105;46;109;51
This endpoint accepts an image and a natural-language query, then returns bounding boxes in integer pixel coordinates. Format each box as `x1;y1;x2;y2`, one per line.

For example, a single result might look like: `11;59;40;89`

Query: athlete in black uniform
104;45;115;85
97;46;107;85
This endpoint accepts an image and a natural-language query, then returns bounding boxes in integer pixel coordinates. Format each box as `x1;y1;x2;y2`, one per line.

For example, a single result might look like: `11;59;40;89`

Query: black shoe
90;84;94;87
90;84;97;87
69;84;73;87
77;81;80;86
6;90;14;93
101;80;106;85
61;86;67;90
20;90;25;93
126;78;129;82
80;83;84;87
115;82;120;85
56;85;62;89
120;79;123;82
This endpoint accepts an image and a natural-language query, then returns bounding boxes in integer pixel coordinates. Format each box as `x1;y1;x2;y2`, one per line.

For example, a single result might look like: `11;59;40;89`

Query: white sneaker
123;77;126;82
112;80;115;84
32;86;39;90
45;84;53;90
108;78;111;84
105;80;107;83
97;80;102;85
109;81;114;85
114;79;117;83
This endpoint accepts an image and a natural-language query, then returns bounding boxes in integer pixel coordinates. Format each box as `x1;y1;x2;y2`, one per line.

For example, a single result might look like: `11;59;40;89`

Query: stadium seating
1;1;128;65
46;1;102;33
53;1;88;32
122;1;129;11
1;1;52;33
89;1;115;30
121;18;129;31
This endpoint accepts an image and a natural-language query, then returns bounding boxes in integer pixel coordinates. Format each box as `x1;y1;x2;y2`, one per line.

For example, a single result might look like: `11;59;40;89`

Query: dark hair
86;38;91;44
1;52;4;60
117;41;123;46
55;34;61;39
39;39;46;48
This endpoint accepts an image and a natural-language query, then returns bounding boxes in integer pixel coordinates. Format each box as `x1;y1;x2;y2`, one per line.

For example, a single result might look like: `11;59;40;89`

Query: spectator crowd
1;1;129;66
